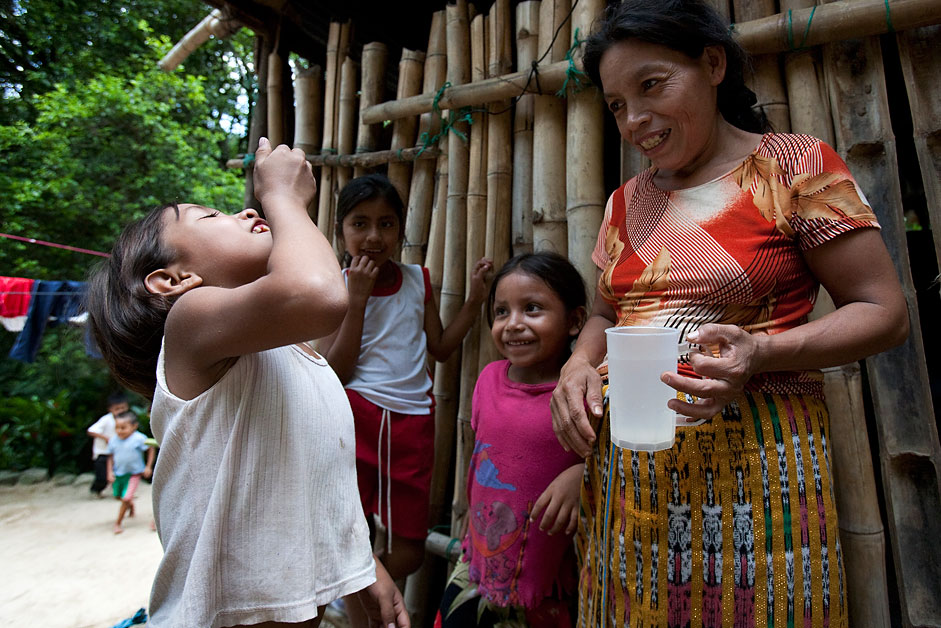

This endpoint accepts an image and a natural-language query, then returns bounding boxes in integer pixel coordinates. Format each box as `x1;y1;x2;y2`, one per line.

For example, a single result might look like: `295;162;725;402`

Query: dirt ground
0;476;351;628
0;476;163;628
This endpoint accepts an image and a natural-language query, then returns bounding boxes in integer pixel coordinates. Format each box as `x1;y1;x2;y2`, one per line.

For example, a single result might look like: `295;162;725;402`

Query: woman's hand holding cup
663;323;763;420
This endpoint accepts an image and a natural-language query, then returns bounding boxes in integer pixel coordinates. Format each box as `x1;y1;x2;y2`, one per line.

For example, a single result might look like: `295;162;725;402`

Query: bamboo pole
362;59;570;124
244;36;270;210
403;11;448;266
566;0;606;295
780;0;834;144
479;0;514;372
293;65;323;155
360;0;941;126
316;22;343;237
822;18;941;626
266;51;284;147
227;146;440;170
353;42;387;179
336;56;359;196
512;2;539;256
158;9;239;72
532;0;570;255
823;363;892;628
897;24;941;270
387;49;426;205
452;12;490;541
294;64;323;221
426;138;449;304
733;0;790;133
431;9;471;544
782;2;887;621
422;5;472;615
405;137;450;628
737;0;941;56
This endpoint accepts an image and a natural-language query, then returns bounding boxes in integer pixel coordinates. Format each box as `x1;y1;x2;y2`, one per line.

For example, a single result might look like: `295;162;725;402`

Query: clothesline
0;232;110;257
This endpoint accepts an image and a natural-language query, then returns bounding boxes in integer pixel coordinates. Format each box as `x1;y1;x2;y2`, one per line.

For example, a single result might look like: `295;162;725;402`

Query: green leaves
0;0;254;464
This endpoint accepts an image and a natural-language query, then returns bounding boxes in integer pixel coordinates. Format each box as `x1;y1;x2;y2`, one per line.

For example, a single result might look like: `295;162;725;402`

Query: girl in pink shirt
437;252;588;627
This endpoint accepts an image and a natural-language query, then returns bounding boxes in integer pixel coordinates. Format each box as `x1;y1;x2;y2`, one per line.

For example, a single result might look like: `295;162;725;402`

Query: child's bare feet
113;523;124;535
126;499;136;518
150;519;157;532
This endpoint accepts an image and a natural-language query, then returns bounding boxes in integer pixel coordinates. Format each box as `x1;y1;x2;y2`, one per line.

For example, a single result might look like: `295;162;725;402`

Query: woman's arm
664;228;908;419
320;256;378;384
424;257;492;362
550;282;617;457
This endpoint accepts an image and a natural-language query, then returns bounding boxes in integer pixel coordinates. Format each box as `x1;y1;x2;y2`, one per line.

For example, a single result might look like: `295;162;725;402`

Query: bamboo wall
230;1;941;625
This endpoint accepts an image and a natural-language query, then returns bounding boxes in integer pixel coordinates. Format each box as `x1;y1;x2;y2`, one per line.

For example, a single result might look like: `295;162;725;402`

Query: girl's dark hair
334;174;406;264
85;203;180;399
487;252;587;327
582;0;770;134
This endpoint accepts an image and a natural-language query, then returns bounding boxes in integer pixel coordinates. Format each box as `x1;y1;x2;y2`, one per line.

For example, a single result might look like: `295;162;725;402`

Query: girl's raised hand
347;255;380;304
252;137;317;210
466;257;493;305
530;463;585;536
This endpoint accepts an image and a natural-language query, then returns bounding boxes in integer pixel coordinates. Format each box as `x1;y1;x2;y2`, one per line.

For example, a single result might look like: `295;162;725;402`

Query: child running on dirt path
106;410;154;534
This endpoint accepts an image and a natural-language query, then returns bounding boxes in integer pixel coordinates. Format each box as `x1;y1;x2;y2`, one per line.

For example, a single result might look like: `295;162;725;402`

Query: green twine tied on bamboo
242;153;255;167
786;6;817;51
415;81;475;156
884;0;895;32
556;28;589;97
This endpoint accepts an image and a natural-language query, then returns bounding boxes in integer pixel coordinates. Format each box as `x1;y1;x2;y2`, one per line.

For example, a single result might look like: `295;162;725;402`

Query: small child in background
437;252;588;628
86;392;129;497
85;139;408;628
320;174;491;621
106;410;154;534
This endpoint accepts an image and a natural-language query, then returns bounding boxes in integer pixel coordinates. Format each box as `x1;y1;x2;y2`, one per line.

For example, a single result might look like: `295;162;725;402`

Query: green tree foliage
0;0;256;471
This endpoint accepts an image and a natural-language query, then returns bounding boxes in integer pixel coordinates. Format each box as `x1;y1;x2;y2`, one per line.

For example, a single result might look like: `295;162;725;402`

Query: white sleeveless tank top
345;262;433;414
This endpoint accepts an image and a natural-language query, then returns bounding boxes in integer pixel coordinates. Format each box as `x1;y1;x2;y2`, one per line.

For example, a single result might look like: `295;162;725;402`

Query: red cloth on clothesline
0;276;35;331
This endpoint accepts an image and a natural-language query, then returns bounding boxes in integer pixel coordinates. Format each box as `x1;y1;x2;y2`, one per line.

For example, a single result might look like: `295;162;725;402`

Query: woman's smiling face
599;38;727;180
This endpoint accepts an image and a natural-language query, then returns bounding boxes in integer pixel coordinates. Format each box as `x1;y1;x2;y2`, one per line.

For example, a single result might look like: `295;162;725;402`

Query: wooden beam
361;0;941;125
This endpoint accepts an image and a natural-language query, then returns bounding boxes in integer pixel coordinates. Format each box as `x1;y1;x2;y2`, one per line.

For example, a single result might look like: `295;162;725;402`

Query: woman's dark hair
334;174;406;262
582;0;770;133
85;203;180;399
487;252;587;327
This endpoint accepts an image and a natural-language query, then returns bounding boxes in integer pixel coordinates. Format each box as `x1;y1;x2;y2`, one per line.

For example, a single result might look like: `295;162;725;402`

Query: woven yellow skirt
575;389;846;628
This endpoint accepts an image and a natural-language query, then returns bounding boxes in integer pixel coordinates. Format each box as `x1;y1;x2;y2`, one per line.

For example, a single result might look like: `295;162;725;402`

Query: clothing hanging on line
0;276;35;332
7;279;95;363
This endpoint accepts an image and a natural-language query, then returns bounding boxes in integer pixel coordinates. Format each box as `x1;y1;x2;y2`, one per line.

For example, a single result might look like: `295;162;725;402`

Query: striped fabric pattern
576;390;846;628
592;133;879;398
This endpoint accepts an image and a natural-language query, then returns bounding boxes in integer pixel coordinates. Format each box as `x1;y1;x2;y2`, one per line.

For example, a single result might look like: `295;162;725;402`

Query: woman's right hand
346;255;379;305
551;354;605;458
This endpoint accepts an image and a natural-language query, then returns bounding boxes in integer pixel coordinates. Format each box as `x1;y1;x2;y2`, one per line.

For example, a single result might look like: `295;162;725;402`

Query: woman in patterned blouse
550;1;908;626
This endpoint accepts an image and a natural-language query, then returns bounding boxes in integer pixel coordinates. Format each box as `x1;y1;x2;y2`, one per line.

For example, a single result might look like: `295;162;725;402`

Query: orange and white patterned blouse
592;133;880;397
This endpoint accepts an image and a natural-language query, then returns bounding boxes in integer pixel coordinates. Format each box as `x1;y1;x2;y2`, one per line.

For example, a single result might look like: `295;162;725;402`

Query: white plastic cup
605;326;681;452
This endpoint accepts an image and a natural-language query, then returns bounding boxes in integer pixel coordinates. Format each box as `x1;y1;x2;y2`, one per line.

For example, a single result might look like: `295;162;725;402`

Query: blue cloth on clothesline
8;280;87;362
